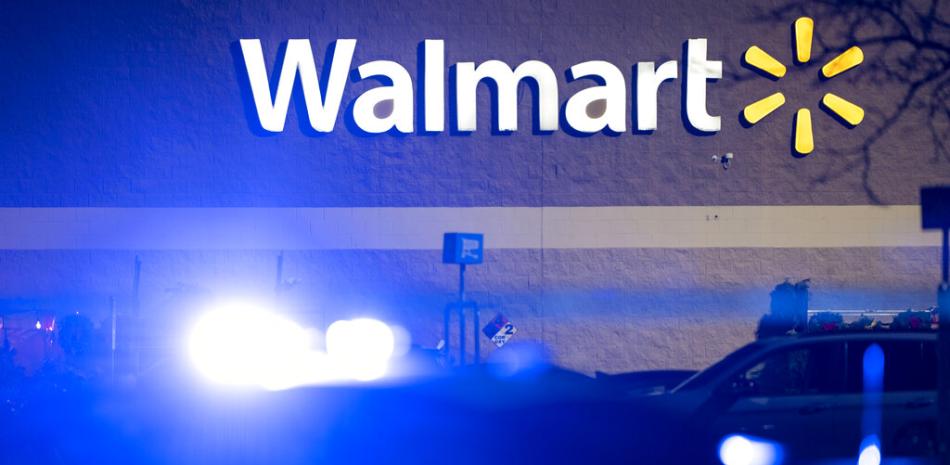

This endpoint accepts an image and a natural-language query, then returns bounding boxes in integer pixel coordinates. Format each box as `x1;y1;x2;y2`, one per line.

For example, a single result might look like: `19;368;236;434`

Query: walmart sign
238;17;865;155
238;38;722;135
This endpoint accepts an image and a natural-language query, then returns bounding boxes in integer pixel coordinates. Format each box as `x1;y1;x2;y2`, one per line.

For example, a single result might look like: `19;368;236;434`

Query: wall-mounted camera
712;152;734;170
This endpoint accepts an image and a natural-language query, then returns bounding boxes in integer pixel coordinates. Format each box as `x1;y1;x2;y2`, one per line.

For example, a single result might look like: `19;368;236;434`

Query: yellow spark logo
742;17;865;155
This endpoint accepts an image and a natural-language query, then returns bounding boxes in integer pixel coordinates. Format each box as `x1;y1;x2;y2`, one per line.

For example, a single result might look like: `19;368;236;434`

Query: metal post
132;256;141;309
940;228;950;465
110;296;117;382
922;189;950;464
275;251;284;295
459;263;466;306
942;229;949;283
458;263;466;365
458;306;465;365
443;304;451;362
473;305;480;363
441;232;484;367
131;255;141;376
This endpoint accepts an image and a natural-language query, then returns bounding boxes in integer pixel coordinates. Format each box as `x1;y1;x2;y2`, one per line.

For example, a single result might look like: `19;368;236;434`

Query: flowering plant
807;311;843;332
891;310;934;330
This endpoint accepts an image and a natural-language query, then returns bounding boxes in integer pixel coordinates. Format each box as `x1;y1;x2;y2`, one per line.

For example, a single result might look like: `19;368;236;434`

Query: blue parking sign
442;233;484;265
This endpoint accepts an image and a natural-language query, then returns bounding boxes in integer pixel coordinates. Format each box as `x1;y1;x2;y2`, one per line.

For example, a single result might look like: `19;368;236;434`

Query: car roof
766;330;937;345
671;331;937;393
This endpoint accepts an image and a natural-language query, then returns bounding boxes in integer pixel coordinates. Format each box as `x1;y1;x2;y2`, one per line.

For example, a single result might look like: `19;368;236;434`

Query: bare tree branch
750;0;950;202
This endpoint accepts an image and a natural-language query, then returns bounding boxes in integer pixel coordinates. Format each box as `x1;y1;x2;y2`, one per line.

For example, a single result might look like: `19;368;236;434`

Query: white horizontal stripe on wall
0;206;938;250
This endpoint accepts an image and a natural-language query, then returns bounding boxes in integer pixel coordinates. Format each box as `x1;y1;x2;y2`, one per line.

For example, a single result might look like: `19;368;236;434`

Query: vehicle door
706;341;847;461
835;339;938;457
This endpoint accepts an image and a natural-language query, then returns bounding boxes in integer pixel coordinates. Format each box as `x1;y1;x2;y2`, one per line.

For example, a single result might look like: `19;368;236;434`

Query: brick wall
0;0;947;373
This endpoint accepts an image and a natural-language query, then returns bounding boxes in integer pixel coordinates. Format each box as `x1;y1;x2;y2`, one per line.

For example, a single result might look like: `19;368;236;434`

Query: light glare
326;318;395;381
188;302;315;388
188;303;402;388
857;436;881;465
719;434;783;465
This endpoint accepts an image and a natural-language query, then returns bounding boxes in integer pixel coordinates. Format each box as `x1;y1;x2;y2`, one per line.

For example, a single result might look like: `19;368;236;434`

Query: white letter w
239;39;355;133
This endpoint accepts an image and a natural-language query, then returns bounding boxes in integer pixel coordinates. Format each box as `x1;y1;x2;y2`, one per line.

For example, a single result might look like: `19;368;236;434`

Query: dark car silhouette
644;331;939;464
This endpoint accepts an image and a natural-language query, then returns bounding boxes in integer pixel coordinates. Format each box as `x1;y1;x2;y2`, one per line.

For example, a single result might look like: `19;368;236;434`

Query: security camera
715;152;733;170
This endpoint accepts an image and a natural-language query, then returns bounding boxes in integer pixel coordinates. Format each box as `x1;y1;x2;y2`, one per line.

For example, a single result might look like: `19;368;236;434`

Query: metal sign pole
940;228;950;465
131;255;141;376
473;304;480;363
922;187;950;465
458;263;466;365
943;228;949;284
442;232;484;367
443;304;451;363
110;296;117;382
275;251;284;296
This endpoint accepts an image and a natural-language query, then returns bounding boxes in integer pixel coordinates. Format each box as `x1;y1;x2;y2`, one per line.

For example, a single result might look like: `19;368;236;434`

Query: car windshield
672;342;765;391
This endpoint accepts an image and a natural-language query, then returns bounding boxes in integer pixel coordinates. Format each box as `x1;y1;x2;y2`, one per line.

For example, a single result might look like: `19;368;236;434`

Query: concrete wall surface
0;0;947;373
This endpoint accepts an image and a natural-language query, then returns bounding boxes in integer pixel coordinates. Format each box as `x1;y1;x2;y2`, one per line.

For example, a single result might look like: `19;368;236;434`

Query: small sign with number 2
483;313;517;348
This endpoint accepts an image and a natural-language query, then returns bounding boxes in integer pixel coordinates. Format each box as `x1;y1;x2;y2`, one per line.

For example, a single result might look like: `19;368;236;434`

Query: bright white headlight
188;302;313;389
718;434;783;465
325;318;395;381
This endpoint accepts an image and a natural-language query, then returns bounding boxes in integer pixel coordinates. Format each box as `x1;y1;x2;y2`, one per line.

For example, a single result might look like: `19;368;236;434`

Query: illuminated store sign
740;17;865;154
239;38;722;134
238;17;864;155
